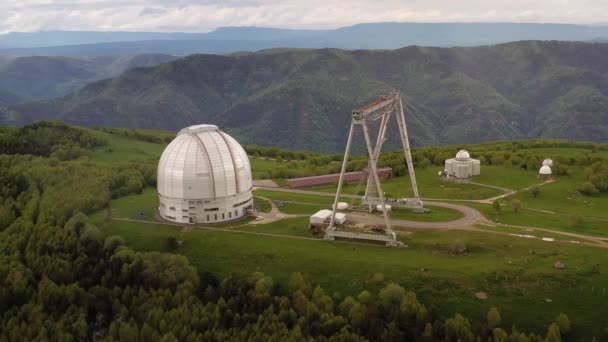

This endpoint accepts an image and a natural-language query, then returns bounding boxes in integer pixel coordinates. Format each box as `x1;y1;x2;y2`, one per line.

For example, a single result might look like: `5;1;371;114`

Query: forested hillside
0;122;578;341
0;54;177;104
3;41;608;152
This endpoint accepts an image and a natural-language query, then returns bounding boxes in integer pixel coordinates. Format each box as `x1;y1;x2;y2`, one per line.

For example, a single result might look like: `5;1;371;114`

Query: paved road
255;186;608;249
255;186;485;229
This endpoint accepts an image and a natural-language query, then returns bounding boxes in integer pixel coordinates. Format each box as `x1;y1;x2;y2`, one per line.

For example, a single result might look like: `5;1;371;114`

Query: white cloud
1;0;608;33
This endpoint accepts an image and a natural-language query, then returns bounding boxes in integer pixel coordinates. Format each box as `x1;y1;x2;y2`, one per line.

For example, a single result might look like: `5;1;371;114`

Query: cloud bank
2;0;607;33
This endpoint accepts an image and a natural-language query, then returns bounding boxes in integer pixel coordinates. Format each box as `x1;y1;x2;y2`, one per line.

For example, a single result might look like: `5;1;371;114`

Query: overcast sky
2;0;608;33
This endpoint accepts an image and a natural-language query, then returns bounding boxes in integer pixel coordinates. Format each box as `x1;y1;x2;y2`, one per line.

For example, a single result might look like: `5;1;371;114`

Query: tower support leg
361;122;393;236
327;121;356;238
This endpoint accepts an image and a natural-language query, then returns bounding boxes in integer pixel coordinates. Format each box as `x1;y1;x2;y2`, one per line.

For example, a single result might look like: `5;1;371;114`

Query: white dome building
444;150;481;180
539;165;552;178
157;124;253;224
455;150;471;160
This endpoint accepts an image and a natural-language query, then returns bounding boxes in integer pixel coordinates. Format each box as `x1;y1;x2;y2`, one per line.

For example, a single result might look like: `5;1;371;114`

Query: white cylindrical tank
157;124;253;224
334;202;349;210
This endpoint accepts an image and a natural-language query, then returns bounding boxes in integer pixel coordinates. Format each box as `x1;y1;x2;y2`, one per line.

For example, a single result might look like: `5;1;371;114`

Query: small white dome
539;165;552;175
542;159;553;167
455;150;471;160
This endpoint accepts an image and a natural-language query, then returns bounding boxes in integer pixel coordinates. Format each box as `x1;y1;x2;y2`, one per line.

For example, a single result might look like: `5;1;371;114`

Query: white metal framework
326;92;422;245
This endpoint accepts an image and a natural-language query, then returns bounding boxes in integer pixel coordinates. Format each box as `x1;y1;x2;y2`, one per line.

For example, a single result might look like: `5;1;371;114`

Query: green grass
89;130;165;164
91;187;159;223
249;157;293;179
464;202;608;238
512;169;608;220
472;165;543;190
390;206;464;222
479;224;578;242
237;217;317;237
254;190;335;204
96;213;608;340
279;202;330;214
254;197;272;213
309;167;504;200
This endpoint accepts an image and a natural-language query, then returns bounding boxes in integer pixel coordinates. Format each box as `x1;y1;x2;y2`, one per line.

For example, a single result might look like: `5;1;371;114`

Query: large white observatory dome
157;124;253;224
455;150;471;161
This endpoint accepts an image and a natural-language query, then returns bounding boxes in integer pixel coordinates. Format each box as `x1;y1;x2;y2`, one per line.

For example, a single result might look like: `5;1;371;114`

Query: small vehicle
255;216;264;221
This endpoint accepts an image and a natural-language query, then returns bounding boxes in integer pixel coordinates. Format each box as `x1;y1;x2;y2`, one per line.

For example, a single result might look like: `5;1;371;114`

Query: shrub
530;185;541;198
450;240;467;254
162;236;179;252
579;182;599;196
511;199;523;213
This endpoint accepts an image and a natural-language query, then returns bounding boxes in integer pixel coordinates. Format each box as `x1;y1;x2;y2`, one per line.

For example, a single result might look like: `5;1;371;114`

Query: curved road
255;187;485;229
347;201;484;229
255;186;608;248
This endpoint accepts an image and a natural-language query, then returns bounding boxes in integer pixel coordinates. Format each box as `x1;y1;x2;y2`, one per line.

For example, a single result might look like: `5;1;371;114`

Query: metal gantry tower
326;92;422;245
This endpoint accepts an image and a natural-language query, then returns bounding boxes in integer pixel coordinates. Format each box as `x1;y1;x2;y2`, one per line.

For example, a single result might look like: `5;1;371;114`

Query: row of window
205;210;239;222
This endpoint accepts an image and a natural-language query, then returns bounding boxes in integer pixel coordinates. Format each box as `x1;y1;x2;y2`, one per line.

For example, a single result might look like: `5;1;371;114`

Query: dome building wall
157;124;253;224
444;150;481;180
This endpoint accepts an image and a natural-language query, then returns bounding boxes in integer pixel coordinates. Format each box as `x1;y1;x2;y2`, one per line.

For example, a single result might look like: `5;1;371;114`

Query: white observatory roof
542;158;553;167
157;124;252;199
539;165;552;175
455;150;471;161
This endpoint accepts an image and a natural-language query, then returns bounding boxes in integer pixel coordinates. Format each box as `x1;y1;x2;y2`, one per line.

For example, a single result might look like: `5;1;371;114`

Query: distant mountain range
0;54;177;104
2;23;608;56
2;40;607;152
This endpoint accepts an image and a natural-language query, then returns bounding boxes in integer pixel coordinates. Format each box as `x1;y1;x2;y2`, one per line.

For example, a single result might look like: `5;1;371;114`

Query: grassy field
89;130;166;164
512;169;608;220
390;206;464;222
309;167;505;200
254;197;272;213
471;165;543;190
464;202;608;238
279;202;330;214
84;136;608;340
254;190;335;204
93;208;608;340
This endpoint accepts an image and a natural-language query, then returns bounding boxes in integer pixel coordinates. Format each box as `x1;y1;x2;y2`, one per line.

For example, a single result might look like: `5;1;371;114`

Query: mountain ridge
0;54;178;104
3;23;608;56
2;40;608;152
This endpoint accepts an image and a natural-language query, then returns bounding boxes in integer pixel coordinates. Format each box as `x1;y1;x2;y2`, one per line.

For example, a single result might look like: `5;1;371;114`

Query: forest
0;122;598;341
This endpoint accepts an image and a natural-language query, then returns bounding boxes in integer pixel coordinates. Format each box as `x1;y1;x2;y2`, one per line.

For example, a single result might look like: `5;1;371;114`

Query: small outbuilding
539;165;552;179
444;150;481;180
310;210;346;226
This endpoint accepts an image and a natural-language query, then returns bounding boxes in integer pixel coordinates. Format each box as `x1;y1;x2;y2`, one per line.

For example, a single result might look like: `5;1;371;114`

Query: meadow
92;194;608;340
84;130;608;340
